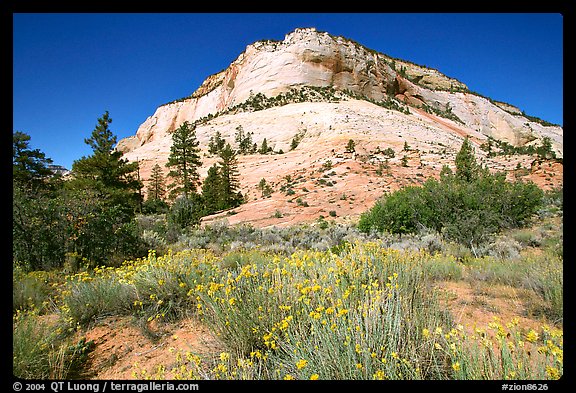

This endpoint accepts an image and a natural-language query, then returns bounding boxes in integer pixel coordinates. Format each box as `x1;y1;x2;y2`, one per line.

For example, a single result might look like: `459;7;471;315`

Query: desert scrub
59;249;223;328
13;310;94;379
196;242;455;379
459;250;562;323
420;317;563;379
13;267;62;314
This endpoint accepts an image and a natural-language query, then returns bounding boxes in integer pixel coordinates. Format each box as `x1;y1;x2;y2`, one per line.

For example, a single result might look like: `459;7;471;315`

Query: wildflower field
14;235;563;380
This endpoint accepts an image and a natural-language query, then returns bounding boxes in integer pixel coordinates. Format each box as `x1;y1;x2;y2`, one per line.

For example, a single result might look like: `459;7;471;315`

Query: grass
13;206;563;380
14;237;563;380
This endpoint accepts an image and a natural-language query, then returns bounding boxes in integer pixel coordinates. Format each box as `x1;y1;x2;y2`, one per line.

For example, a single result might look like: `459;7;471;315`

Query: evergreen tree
217;143;243;209
346;139;356;153
536;137;556;160
66;112;144;266
13;131;54;192
146;163;166;201
201;164;222;214
165;121;202;199
235;125;256;154
258;178;273;198
70;111;142;210
208;130;226;155
259;138;271;154
455;136;479;183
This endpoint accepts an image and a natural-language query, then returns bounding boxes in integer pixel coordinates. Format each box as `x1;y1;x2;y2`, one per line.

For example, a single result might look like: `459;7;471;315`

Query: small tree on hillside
258;178;273;198
536;136;556;160
208;130;226;155
346;139;356;153
235;125;256;155
259;138;272;154
455;136;479;183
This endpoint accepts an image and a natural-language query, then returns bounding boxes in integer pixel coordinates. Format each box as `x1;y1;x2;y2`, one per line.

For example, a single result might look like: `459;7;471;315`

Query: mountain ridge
115;27;562;228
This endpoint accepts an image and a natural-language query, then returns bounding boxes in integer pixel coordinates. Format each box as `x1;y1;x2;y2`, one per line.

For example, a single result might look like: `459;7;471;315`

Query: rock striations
116;27;563;228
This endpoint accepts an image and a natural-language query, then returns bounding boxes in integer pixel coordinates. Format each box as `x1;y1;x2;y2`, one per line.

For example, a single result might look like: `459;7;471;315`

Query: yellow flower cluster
41;241;562;381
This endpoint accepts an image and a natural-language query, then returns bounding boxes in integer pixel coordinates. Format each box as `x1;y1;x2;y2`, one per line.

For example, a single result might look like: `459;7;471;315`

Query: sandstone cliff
117;27;561;156
115;27;562;228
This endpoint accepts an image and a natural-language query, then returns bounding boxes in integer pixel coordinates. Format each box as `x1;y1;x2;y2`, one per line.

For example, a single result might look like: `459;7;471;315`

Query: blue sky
13;13;563;169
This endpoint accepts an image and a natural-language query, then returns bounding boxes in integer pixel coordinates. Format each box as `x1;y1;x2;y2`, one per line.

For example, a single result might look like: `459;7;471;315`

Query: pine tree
165;121;202;199
66;112;143;265
147;163;166;201
70;111;142;209
208;130;226;155
218;143;242;209
258;178;273;198
201;164;222;214
346;139;356;153
536;136;556;160
13;131;54;192
259;138;270;154
455;136;479;183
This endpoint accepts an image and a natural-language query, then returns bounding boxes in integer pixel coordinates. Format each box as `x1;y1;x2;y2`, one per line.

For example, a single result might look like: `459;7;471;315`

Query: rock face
116;27;563;227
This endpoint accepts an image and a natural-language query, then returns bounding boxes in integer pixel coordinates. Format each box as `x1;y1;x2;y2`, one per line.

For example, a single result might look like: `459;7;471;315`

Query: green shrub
359;171;543;246
167;194;203;229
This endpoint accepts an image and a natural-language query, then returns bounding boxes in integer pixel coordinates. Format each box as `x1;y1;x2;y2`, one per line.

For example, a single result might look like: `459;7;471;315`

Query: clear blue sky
13;13;563;170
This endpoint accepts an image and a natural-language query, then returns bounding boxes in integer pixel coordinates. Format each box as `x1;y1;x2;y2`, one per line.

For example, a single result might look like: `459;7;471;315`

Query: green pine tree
259;138;271;154
13;131;54;192
346;139;356;153
146;163;166;201
201;164;222;214
455;136;479;183
217;143;243;209
208;130;226;155
165;121;202;200
70;111;142;210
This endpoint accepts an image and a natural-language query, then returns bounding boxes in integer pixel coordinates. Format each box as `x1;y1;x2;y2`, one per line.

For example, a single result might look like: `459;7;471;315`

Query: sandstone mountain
117;27;563;228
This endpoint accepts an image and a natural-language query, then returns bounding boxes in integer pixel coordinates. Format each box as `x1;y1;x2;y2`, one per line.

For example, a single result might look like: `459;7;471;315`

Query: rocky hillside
116;27;563;228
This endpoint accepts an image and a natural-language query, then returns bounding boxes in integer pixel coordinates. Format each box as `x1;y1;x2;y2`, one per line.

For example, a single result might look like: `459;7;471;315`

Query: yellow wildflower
296;359;308;370
310;374;319;380
219;352;230;362
452;362;461;372
546;366;560;380
526;329;539;343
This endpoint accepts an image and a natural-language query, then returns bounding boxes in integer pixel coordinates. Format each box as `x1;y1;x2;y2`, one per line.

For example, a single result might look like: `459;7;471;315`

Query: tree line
13;112;243;271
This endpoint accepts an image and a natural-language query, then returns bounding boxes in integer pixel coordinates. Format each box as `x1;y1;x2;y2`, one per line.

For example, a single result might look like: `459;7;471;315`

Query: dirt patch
81;316;222;379
436;280;552;333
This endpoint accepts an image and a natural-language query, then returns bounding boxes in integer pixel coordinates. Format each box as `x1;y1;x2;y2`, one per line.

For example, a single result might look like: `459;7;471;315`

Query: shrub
167;194;203;229
13;312;94;379
13;268;59;314
359;171;544;246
